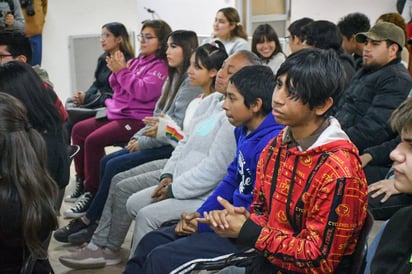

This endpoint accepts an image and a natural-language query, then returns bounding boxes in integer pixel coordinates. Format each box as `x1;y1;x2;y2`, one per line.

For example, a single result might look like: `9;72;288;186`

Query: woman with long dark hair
0;92;58;273
0;61;69;213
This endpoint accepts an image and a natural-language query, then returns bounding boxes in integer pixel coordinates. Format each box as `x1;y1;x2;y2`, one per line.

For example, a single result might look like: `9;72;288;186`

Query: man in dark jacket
334;22;412;184
337;12;371;71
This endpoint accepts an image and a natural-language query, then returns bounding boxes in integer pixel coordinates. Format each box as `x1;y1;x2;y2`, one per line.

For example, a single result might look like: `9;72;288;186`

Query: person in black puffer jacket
334;22;412;184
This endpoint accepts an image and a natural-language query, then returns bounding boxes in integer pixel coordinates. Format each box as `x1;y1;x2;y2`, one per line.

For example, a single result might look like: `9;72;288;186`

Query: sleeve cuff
237;218;262;247
167;184;174;198
160;173;173;181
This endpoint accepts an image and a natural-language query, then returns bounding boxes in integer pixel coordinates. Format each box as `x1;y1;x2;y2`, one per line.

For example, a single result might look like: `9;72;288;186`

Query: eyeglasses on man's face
0;54;13;64
137;34;158;43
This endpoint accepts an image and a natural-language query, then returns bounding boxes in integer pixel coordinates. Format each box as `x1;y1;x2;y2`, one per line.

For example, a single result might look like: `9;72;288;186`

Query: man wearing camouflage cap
334;22;412;184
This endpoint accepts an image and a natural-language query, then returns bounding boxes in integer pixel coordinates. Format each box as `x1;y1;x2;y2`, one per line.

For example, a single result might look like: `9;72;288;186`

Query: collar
283;118;330;151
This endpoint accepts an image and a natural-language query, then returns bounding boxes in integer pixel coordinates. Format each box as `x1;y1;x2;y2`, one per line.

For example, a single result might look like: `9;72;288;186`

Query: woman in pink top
70;20;172;214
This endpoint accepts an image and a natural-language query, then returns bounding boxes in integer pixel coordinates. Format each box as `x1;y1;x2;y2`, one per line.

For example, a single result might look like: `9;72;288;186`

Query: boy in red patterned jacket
200;48;368;273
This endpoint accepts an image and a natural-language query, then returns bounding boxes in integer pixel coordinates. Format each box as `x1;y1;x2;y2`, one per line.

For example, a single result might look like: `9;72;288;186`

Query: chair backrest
349;210;374;274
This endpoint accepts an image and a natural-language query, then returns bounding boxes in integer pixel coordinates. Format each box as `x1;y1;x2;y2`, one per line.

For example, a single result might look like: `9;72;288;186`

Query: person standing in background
20;0;47;66
0;0;24;31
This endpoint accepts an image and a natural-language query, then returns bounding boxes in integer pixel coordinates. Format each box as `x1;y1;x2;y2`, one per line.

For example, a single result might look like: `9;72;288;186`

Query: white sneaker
64;175;84;203
63;192;94;218
103;248;121;265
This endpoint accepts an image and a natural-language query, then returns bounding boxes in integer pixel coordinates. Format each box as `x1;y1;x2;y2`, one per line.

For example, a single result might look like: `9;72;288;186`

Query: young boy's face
223;82;254;128
272;74;316;129
390;128;412;194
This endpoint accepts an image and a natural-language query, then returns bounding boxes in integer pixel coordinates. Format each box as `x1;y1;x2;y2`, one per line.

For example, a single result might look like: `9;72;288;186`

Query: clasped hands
175;196;249;238
5;13;14;26
151;177;172;202
72;91;85;106
106;50;127;73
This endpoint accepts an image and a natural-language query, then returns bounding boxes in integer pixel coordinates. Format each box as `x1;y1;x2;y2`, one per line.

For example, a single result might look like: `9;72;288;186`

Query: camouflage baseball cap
356;22;405;49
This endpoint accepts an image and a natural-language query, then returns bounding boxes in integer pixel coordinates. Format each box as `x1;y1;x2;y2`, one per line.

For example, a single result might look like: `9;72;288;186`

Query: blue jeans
364;221;387;274
124;225;242;274
85;145;174;223
29;34;42;66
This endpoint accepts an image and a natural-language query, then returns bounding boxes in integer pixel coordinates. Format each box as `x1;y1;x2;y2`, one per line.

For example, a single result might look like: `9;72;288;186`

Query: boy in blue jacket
123;64;284;273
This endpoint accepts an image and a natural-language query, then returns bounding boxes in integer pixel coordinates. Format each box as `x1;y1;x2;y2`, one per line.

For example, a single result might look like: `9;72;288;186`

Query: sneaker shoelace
71;194;92;212
70;181;83;197
65;218;81;231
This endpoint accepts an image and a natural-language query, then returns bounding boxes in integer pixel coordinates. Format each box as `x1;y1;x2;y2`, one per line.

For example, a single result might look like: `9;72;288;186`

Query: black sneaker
53;218;87;243
68;222;99;245
63;192;94;218
64;175;84;203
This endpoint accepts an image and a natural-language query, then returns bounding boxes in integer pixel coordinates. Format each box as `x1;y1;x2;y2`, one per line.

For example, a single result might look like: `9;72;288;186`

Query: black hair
276;48;345;116
102;22;135;58
229;65;275;115
0;61;61;132
0;30;32;64
252;24;284;61
303;20;344;54
194;40;228;90
0;92;57;258
337;13;370;39
288;17;314;40
157;30;198;111
386;40;403;58
141;20;172;60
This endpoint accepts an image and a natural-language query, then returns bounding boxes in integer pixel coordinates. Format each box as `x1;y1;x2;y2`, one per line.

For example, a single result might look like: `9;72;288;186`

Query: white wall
291;0;396;24
42;0;139;101
136;0;235;36
42;0;396;101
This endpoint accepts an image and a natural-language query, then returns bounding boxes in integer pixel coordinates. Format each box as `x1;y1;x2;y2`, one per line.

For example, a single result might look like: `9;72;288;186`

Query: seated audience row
57;11;412;274
4;6;412;273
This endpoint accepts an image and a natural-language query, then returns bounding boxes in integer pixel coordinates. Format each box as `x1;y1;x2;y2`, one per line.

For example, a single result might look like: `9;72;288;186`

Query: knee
135;206;151;226
105;152;128;173
84;133;99;148
146;245;168;262
126;193;139;218
111;173;123;187
117;178;134;196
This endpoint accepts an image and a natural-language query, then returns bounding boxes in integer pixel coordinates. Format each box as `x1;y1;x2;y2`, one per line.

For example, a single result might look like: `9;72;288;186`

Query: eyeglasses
0;54;13;63
99;33;111;41
137;34;158;43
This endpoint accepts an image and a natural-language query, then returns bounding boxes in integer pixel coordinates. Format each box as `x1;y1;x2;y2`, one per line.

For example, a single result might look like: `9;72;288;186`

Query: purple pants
72;117;144;193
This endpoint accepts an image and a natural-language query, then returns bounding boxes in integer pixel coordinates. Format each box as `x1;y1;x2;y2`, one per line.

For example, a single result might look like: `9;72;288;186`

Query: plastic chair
348;210;374;274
